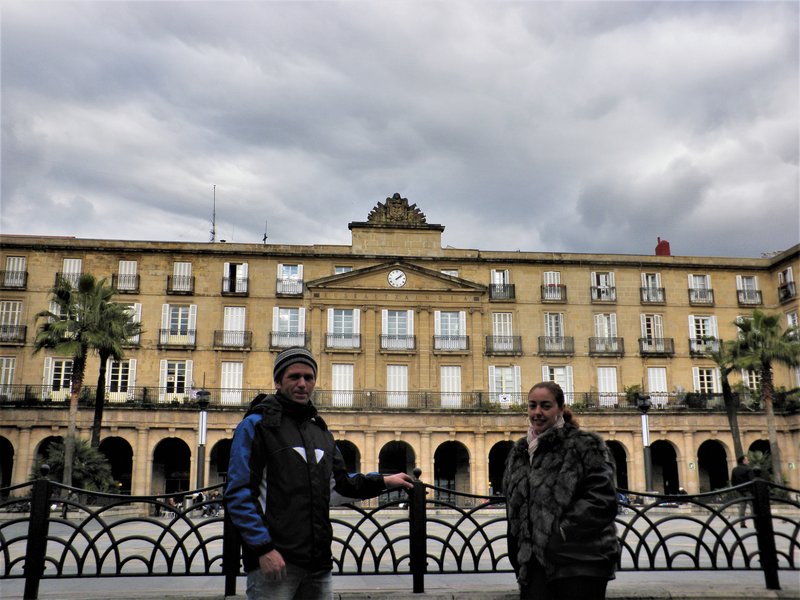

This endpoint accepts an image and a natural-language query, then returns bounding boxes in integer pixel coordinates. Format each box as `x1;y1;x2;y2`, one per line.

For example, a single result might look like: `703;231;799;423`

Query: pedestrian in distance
731;455;755;528
224;347;414;600
503;381;619;600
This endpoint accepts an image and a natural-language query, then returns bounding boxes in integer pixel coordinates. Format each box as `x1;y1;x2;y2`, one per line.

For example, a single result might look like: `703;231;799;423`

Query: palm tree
91;302;142;447
731;310;800;484
33;274;117;487
707;339;745;462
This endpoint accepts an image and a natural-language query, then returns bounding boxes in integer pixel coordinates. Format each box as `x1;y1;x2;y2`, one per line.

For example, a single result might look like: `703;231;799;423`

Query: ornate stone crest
367;193;427;225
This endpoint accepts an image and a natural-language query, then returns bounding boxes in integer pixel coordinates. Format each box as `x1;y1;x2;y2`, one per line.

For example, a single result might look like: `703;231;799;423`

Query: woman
504;382;619;600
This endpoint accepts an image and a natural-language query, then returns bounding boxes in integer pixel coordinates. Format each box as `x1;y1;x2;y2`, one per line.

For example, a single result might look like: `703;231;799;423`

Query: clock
387;269;407;288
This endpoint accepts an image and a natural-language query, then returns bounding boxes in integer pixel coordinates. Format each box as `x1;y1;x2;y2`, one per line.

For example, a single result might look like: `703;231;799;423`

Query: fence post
409;467;426;594
23;468;53;600
222;509;241;597
751;478;780;590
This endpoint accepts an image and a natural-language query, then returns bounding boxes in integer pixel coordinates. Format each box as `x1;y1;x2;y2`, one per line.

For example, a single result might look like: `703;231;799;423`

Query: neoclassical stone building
1;195;799;498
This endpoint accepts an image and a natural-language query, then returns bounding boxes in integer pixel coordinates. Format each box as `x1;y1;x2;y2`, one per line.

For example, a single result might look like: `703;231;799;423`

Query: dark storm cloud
1;1;797;256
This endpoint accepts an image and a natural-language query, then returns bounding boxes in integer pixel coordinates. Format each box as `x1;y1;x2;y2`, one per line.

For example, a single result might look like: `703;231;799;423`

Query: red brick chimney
655;237;671;256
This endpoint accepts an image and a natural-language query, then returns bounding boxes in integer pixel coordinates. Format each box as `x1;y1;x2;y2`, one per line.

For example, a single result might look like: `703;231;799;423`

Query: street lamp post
636;392;654;492
196;390;210;489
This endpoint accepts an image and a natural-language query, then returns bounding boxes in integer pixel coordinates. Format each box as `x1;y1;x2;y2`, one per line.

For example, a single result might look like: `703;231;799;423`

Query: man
225;347;414;600
731;455;755;528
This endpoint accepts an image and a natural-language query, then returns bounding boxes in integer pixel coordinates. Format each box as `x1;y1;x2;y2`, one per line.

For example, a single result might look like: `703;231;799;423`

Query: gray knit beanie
273;347;317;382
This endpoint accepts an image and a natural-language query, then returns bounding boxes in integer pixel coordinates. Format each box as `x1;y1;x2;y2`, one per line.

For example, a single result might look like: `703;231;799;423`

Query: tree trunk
761;366;783;484
721;374;744;461
91;352;110;448
62;352;86;488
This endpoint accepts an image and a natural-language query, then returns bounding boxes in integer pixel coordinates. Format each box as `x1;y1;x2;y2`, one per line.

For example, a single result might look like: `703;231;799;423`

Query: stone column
364;431;376;474
133;426;150;496
419;431;431;483
682;431;698;493
473;431;487;497
12;427;32;486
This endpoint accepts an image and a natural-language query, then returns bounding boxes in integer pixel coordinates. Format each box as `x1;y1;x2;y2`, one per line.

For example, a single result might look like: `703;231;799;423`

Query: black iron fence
1;472;798;598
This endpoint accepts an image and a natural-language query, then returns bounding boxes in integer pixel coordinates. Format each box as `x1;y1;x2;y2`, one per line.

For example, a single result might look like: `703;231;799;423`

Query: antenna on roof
210;185;217;243
262;220;268;244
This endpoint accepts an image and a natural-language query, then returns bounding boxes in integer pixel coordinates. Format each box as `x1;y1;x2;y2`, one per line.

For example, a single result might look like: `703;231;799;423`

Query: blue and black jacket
224;393;387;572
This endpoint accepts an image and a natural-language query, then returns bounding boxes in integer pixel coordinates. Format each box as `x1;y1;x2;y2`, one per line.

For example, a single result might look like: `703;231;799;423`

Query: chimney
655;237;671;256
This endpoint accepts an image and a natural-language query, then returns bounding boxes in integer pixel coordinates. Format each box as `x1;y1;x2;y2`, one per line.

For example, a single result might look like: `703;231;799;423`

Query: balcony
540;284;567;303
276;278;303;296
588;337;624;356
157;328;197;349
213;330;253;350
0;325;26;345
0;271;27;290
688;288;714;305
538;336;574;356
222;277;249;296
590;286;616;303
167;275;194;295
639;337;675;356
778;281;796;303
112;274;140;294
55;272;81;287
736;289;762;306
380;334;416;352
485;335;523;355
270;331;310;349
489;283;515;301
433;335;469;352
326;333;361;350
689;337;720;356
640;287;665;304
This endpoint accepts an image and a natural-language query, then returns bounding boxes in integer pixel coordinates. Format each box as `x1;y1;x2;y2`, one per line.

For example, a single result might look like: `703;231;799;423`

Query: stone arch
488;441;514;495
747;439;771;478
152;437;191;497
336;440;361;473
697;439;729;492
35;435;63;461
433;440;471;504
99;437;134;494
606;440;629;490
209;439;232;487
378;440;415;505
0;436;13;494
651;440;680;494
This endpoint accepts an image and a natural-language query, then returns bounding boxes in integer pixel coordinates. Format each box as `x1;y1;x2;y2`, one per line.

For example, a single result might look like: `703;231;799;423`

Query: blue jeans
246;562;333;600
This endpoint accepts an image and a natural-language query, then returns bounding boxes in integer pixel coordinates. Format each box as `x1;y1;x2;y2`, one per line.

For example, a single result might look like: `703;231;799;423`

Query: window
491;312;514;351
107;358;137;402
116;260;138;291
170;261;193;293
542;271;564;301
434;310;467;350
118;303;141;345
222;306;247;347
223;262;249;294
736;275;761;305
272;307;306;347
779;267;796;301
0;300;22;342
641;314;664;346
591;271;616;301
0;357;15;396
332;364;354;407
387;364;408;408
788;311;799;329
220;361;243;405
440;365;462;408
689;315;718;353
489;365;521;404
159;359;193;402
647;367;669;407
277;263;303;295
541;365;574;405
440;269;459;277
381;309;414;350
327;308;360;348
641;272;664;303
3;256;27;288
741;369;761;393
490;269;514;300
334;266;353;274
42;357;72;401
61;258;82;287
543;312;566;352
597;367;618;406
688;273;713;304
160;304;197;345
592;313;619;352
692;367;720;394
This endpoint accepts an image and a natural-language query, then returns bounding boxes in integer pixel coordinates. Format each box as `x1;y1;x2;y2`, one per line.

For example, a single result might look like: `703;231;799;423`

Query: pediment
306;261;486;294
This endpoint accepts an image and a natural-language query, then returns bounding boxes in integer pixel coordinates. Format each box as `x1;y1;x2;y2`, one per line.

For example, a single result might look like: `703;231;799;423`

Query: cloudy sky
1;1;798;258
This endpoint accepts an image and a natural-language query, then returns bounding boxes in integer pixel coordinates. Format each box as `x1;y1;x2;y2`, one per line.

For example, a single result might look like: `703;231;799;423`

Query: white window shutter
609;313;617;336
407;310;414;333
692;367;701;392
129;359;137;396
272;307;280;330
298;308;306;330
513;365;521;394
224;262;230;277
297;264;303;279
459;311;467;334
381;309;388;335
542;365;549;381
189;304;198;330
105;358;113;387
161;304;170;330
654;314;664;337
133;303;142;323
186;360;194;390
710;316;718;338
42;357;53;396
688;274;693;287
594;314;604;336
327;308;334;332
609;272;615;286
353;308;361;334
640;314;647;336
488;366;496;394
688;315;696;339
277;263;283;279
159;360;168;402
736;275;742;290
434;311;441;335
713;368;721;393
641;273;647;287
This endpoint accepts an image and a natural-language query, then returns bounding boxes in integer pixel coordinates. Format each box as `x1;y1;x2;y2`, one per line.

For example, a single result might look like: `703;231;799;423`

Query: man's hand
258;549;286;580
384;472;414;489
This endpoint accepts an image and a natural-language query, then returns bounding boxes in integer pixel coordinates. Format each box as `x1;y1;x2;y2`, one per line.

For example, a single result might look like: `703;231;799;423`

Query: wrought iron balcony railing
213;330;253;350
269;331;310;349
326;333;361;350
540;284;567;303
688;287;714;305
590;286;616;302
157;328;197;348
588;337;624;356
484;335;523;355
489;283;515;301
167;275;195;294
639;337;675;356
639;287;665;304
276;278;303;296
778;281;796;302
380;334;416;351
433;335;469;351
0;325;26;344
537;336;574;355
55;272;81;287
737;289;762;306
111;274;140;293
689;337;720;356
0;270;27;289
222;277;249;295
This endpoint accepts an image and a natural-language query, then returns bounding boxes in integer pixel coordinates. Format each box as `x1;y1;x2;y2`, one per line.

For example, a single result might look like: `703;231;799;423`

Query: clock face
387;269;407;288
